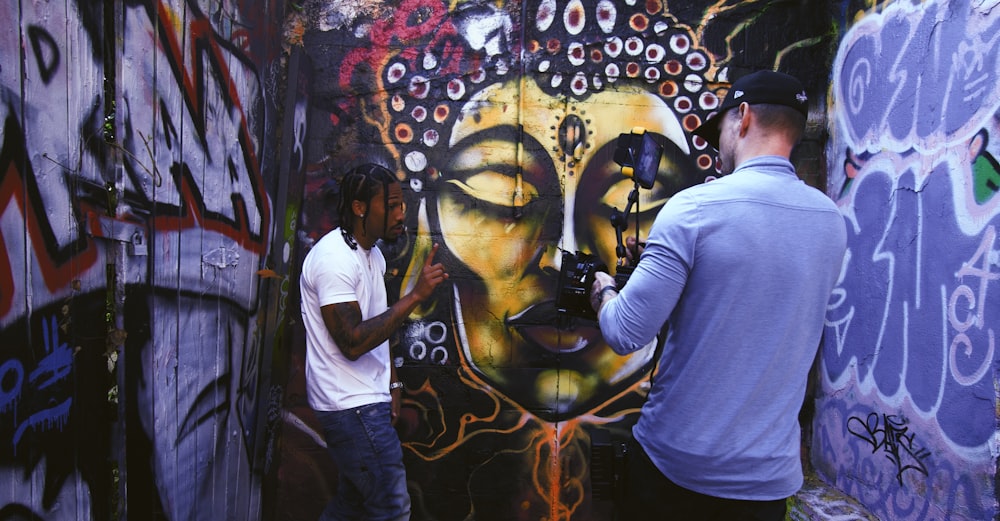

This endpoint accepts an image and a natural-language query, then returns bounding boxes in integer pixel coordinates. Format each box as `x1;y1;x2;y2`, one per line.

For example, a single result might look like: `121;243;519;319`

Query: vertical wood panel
1;1;115;519
118;0;283;518
1;0;281;517
0;0;31;510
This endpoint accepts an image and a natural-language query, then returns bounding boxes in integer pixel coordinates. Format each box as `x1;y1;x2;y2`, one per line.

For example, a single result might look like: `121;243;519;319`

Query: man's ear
738;102;752;137
351;199;368;218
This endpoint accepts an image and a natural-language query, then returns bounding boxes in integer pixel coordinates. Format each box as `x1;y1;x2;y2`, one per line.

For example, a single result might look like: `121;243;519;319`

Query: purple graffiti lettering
119;2;270;261
34;316;72;390
953;225;998;330
947;226;997;386
12;397;72;447
835;3;1000;153
0;359;25;413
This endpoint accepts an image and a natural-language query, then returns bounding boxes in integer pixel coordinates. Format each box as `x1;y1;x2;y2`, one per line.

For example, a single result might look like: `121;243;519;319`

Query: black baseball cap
692;70;809;149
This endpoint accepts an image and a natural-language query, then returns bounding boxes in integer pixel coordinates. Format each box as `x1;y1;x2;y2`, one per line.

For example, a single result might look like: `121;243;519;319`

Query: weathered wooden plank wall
0;1;289;519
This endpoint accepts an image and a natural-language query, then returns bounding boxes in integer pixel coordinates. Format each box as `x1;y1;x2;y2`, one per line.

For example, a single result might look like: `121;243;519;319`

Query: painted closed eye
596;134;702;217
602;178;669;215
445;171;538;209
444;127;558;219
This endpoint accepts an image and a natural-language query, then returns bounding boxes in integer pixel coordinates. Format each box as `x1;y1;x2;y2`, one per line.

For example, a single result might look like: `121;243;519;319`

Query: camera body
555;251;606;321
589;427;628;507
556;251;634;321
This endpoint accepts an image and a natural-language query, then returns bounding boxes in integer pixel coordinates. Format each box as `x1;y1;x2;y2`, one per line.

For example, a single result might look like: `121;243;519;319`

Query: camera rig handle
609;126;660;286
609;181;641;289
610;184;640;262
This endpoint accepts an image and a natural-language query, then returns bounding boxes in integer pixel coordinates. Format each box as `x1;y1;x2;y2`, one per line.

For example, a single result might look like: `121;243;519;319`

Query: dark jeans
620;439;787;521
315;402;410;521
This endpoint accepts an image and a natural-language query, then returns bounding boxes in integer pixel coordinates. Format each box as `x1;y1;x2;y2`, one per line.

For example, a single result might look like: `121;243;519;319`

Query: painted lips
508;301;602;353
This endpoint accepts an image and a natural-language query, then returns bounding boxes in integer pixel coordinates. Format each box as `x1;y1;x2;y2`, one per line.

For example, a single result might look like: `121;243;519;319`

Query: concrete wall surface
280;1;837;519
815;1;1000;520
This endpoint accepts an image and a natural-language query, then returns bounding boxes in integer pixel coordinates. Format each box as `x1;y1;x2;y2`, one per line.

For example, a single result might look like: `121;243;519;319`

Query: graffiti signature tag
847;412;930;486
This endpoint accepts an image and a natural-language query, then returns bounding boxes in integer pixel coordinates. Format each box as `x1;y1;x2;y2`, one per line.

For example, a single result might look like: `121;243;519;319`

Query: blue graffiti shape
823;168;894;385
826;165;999;448
847;412;930;486
0;360;24;413
837;2;1000;153
11;315;73;448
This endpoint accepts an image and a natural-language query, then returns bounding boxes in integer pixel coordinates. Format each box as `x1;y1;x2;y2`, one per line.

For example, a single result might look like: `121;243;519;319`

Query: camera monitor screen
613;130;663;190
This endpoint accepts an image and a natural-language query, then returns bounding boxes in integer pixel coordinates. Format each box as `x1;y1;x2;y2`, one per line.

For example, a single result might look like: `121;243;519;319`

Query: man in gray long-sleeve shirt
590;70;847;520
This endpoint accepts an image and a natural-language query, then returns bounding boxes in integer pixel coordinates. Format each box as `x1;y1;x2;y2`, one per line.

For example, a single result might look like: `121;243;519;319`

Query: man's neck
355;234;376;251
733;139;793;170
345;222;377;250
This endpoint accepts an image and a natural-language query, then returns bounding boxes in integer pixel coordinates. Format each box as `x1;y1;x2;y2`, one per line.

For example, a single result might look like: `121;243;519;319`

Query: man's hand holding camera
590;236;645;313
590;237;646;313
589;271;618;313
623;235;645;265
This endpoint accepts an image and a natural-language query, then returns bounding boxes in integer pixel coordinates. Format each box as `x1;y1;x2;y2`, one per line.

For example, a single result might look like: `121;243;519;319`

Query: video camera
556;127;663;321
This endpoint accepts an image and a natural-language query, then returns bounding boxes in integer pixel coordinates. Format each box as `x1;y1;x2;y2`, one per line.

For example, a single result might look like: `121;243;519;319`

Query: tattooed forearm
322;293;422;361
320;244;449;361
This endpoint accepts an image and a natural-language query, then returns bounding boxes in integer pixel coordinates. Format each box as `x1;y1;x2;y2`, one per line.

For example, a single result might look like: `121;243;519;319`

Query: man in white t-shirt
300;163;448;521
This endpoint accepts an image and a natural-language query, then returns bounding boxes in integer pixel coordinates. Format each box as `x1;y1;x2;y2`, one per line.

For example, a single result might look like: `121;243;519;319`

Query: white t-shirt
300;229;391;411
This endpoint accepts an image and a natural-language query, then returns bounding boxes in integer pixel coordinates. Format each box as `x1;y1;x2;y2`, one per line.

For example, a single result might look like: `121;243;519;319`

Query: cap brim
692;112;722;150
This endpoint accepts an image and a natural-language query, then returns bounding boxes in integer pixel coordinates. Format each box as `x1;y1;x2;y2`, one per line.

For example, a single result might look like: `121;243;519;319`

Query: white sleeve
306;239;361;308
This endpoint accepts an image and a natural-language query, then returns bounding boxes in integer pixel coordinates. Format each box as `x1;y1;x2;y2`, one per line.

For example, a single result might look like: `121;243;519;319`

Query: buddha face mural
326;1;723;424
289;1;840;518
425;77;706;420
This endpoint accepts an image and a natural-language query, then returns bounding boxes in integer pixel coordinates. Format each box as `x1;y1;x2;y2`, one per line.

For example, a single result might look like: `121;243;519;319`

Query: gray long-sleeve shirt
599;155;847;500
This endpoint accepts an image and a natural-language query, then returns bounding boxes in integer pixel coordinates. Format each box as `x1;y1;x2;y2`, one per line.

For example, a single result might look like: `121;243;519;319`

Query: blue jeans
315;402;410;521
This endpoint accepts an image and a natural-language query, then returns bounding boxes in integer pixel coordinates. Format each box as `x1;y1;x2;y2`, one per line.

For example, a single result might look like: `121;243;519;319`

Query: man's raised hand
414;243;448;301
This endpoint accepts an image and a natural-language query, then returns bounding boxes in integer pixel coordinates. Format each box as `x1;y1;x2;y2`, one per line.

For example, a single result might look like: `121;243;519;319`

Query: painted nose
538;244;563;273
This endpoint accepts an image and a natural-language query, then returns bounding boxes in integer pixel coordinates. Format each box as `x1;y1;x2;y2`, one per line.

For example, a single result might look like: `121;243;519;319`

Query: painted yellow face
437;78;698;420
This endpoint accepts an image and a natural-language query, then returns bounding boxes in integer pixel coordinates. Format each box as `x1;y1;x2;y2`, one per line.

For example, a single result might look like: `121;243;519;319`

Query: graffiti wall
280;1;836;519
816;0;1000;519
0;1;288;520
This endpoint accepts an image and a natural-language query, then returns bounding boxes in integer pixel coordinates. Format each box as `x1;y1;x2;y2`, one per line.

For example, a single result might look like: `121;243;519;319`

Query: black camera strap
646;321;669;387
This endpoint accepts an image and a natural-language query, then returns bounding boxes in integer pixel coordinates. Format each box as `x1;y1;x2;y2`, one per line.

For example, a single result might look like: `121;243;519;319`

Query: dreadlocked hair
337;163;397;250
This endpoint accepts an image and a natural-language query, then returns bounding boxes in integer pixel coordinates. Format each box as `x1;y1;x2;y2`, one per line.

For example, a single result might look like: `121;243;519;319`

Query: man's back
607;155;846;500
